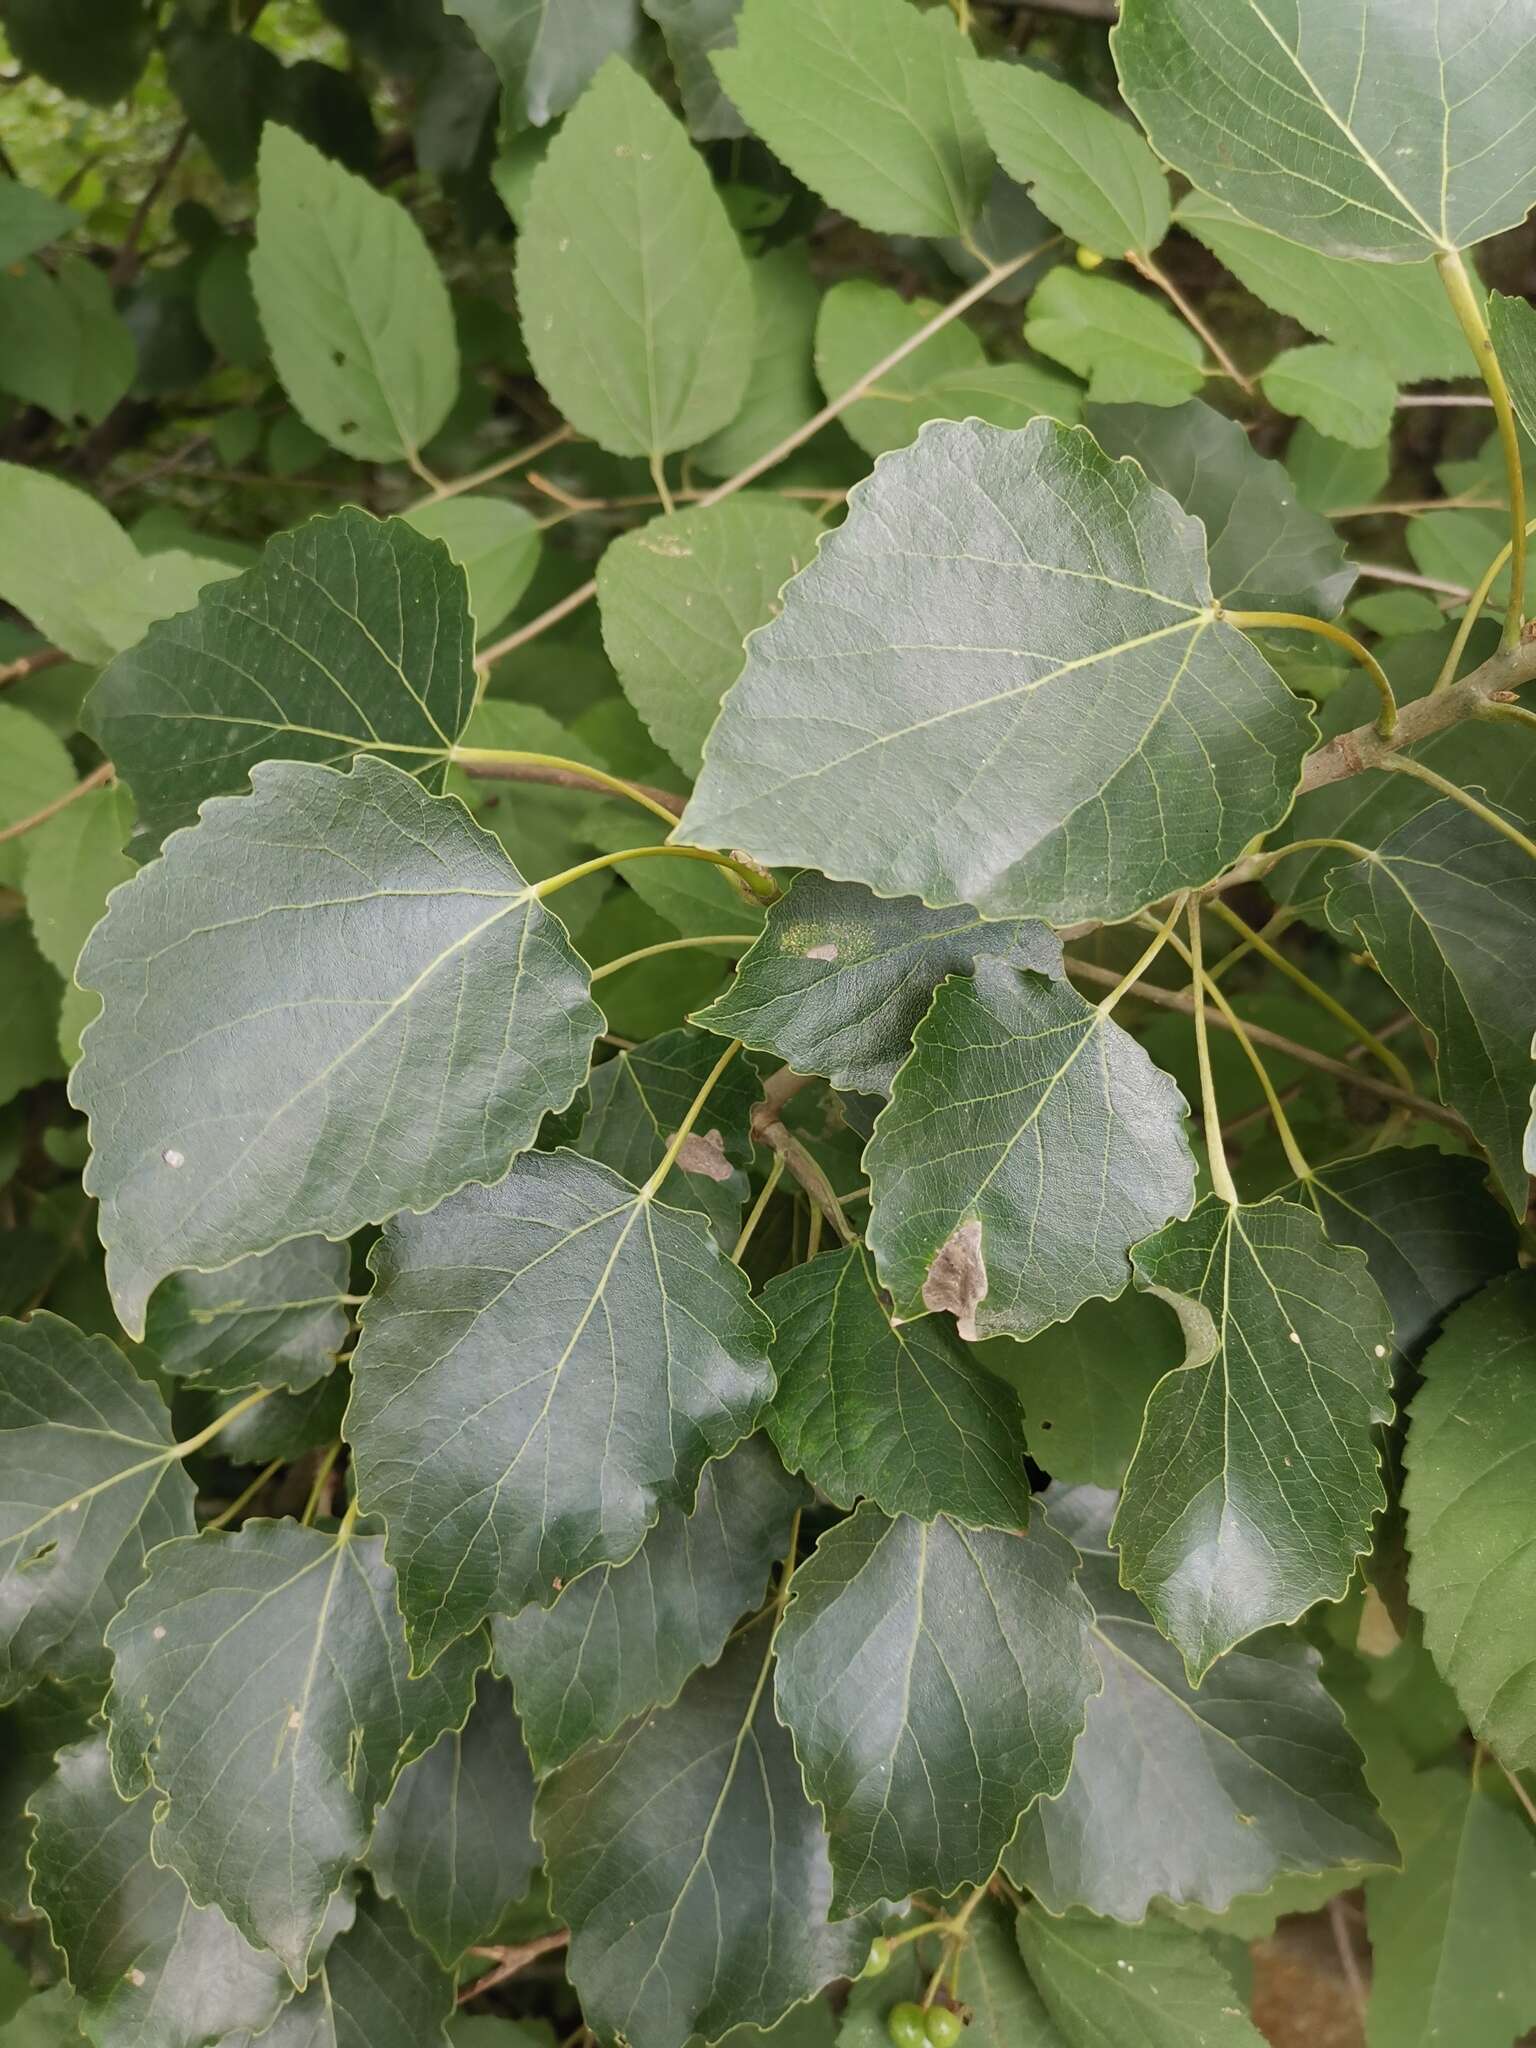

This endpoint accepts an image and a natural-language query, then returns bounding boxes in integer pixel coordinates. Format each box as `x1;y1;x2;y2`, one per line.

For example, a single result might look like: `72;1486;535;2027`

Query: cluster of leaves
2;1;1536;2045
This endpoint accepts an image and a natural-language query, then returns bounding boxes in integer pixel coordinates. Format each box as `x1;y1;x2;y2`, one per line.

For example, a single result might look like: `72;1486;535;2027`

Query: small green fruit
886;2002;928;2048
925;2007;964;2048
864;1937;894;1977
1074;244;1105;269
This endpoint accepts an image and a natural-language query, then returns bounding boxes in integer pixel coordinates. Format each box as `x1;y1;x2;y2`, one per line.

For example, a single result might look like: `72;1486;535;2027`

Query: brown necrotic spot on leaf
922;1218;987;1339
673;1130;734;1183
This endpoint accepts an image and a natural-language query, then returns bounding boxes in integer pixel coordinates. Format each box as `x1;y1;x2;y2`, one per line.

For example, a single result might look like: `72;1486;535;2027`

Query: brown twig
0;645;70;691
476;239;1057;669
1064;957;1468;1134
0;761;114;846
111;124;191;286
457;1931;571;2005
750;1072;858;1248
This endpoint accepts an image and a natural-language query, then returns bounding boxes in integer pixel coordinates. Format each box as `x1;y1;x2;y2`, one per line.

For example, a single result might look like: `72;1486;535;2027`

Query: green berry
925;2007;964;2048
1074;244;1105;270
864;1937;894;1977
886;2002;928;2048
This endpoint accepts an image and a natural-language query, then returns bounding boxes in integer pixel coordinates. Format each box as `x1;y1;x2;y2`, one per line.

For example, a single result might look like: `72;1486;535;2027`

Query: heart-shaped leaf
679;417;1314;925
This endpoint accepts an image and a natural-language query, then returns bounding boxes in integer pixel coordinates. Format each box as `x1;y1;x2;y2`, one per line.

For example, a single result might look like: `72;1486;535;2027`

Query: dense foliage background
1;2;1535;2046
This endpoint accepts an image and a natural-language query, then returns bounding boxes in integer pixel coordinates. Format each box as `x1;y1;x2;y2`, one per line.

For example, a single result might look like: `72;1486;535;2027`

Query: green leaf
0;178;79;268
693;245;823;479
1005;1486;1395;1921
196;1370;350;1469
73;754;602;1341
694;873;1060;1098
0;1312;194;1705
813;278;1079;458
221;1889;454;2048
492;1433;806;1771
1286;422;1391;519
103;1520;483;1983
0;465;140;666
953;1902;1066;2046
597;498;823;776
1024;268;1205;407
574;1025;760;1249
643;0;745;140
368;1670;537;1966
0;0;151;105
1175;191;1470;382
866;962;1195;1342
0;705;77;890
1300;1148;1516;1365
0;923;65;1108
680;417;1313;926
444;0;642;128
1086;399;1354;616
515;57;753;460
402;496;541;642
1364;1766;1536;2048
0;257;134;427
1260;342;1396;450
1490;290;1536;445
976;1289;1185;1489
142;1237;351;1395
965;60;1169;256
537;1623;880;2048
1326;797;1536;1211
166;26;284;182
1114;1195;1393;1679
251;123;459;463
27;1733;292;2048
1406;1271;1536;1772
21;783;134;1064
1016;1907;1265;2048
79;552;240;668
84;505;478;852
759;1244;1035;1528
345;1147;774;1664
196;240;268;372
0;1986;93;2048
714;0;990;238
1113;0;1536;260
774;1502;1096;1913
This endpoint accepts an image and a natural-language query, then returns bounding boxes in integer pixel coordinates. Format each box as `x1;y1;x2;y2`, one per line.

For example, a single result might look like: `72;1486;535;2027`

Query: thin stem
1437;248;1526;645
1353;562;1471;598
1189;904;1238;1205
592;933;761;984
1479;698;1536;734
1128;251;1252;392
1094;893;1186;1019
456;1932;571;2007
648;450;676;516
449;746;682;828
1328;496;1505;517
415;423;575;507
0;761;114;845
1396;390;1493;408
453;749;683;818
732;1155;787;1264
475;242;1052;669
750;1090;858;1248
1067;956;1468;1133
202;1459;284;1532
1377;754;1536;861
1206;897;1417;1093
1223;609;1397;736
1499;1757;1536;1832
640;1039;743;1200
1163;920;1313;1183
804;1204;824;1263
300;1443;343;1527
172;1385;275;1460
921;1881;990;2010
1432;514;1536;691
1205;904;1300;983
532;842;778;905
